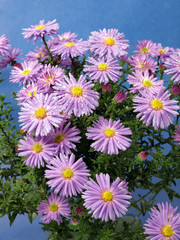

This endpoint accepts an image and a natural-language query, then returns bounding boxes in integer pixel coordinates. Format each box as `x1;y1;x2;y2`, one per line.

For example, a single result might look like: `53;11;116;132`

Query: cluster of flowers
1;19;180;239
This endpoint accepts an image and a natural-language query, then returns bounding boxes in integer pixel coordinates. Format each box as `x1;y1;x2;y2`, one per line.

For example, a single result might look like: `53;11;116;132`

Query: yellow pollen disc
98;63;108;71
36;52;44;58
159;48;164;55
104;128;115;138
32;143;42;153
54;133;65;143
49;203;59;212
105;38;115;46
162;225;175;237
62;168;74;179
140;47;149;54
102;190;113;202
22;70;31;76
35;106;47;119
151;99;163;110
36;24;45;30
71;86;83;97
28;90;37;97
138;63;147;71
142;79;152;88
65;42;75;48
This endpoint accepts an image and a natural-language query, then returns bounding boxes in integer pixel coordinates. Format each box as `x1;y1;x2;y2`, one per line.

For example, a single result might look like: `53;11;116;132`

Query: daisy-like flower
155;43;172;62
45;153;90;197
0;48;21;69
82;173;132;222
51;39;88;59
53;73;99;117
26;45;49;62
88;28;129;58
130;55;157;73
18;134;56;168
165;49;180;83
0;34;11;56
22;19;59;43
127;70;164;94
83;57;122;84
10;60;42;85
133;87;179;130
86;117;132;155
19;93;64;136
144;202;180;240
172;125;180;145
134;40;158;57
52;122;81;154
37;192;71;225
57;32;77;42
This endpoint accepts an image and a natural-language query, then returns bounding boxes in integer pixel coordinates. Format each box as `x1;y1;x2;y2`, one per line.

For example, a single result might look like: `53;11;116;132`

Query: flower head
45;153;90;197
130;55;157;73
165;49;180;83
82;173;131;222
172;125;180;145
137;151;149;161
0;48;21;69
86;117;132;155
26;45;49;62
0;34;11;56
102;84;111;92
134;40;158;57
171;84;180;96
37;192;71;225
74;206;84;216
114;91;127;103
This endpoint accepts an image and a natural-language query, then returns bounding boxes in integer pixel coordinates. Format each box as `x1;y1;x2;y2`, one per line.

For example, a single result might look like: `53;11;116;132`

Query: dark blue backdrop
0;1;180;239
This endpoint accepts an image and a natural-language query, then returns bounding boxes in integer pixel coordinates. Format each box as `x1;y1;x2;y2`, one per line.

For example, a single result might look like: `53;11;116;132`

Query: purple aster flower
18;134;56;168
134;40;158;57
45;153;90;197
0;48;22;69
82;173;132;222
133;87;179;130
88;29;129;58
19;93;64;136
0;34;11;56
10;60;42;85
144;202;180;240
52;122;81;154
26;45;49;62
172;125;180;145
86;117;132;155
114;91;127;103
37;192;71;225
53;73;99;117
155;43;172;62
57;32;77;42
130;55;157;73
165;49;180;83
22;19;59;43
83;57;122;84
127;70;164;94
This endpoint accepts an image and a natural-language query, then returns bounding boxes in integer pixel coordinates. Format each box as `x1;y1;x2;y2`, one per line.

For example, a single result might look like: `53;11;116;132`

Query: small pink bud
71;217;79;225
114;91;127;103
159;63;166;71
74;206;83;216
14;62;23;70
138;151;149;160
102;84;111;92
171;84;180;96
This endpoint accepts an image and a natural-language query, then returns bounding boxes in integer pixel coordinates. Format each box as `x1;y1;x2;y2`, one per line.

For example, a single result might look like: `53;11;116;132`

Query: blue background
0;0;180;239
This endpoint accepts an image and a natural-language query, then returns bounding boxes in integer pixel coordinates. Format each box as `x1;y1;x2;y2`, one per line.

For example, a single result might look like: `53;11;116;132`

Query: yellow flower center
140;47;149;54
28;90;37;97
105;38;115;46
22;70;31;76
36;52;44;58
104;128;115;138
65;42;75;48
142;79;152;88
71;86;83;97
35;106;47;119
102;190;113;202
32;143;42;153
54;133;65;143
138;63;147;71
98;63;108;71
161;225;174;238
49;203;59;212
159;48;164;55
62;168;74;179
36;25;45;30
151;99;163;110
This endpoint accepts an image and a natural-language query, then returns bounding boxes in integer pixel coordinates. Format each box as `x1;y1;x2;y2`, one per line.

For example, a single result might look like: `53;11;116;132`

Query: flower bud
114;91;127;103
14;62;23;70
102;84;111;92
171;84;180;96
71;217;79;225
137;151;149;160
74;206;83;216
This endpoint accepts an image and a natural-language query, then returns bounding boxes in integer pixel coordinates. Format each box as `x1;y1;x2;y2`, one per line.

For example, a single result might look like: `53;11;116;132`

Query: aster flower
10;60;42;85
45;153;90;197
57;32;77;42
83;57;122;84
26;45;49;62
51;122;81;154
53;73;99;117
144;202;180;240
0;48;21;69
133;87;179;130
22;19;59;43
37;192;71;225
134;40;158;57
82;173;131;222
88;28;129;58
172;125;180;145
19;93;64;136
86;117;132;155
165;49;180;83
0;34;11;56
114;91;127;103
130;55;157;73
127;70;164;94
18;134;56;168
155;43;172;62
